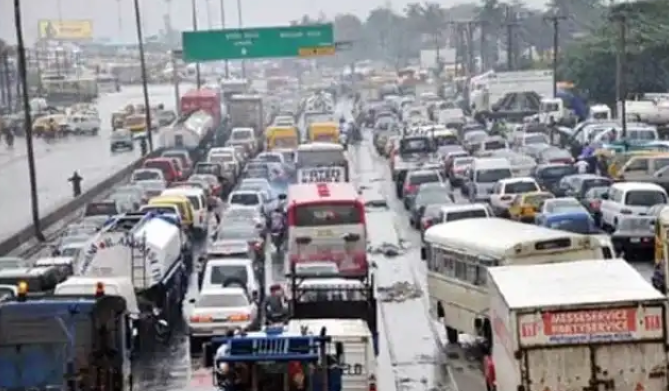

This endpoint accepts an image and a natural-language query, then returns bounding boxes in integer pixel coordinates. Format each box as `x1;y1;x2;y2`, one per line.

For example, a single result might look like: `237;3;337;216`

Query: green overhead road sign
182;24;335;62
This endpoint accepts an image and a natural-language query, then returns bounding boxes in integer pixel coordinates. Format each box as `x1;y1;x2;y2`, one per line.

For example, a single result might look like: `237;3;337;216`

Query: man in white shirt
574;159;589;174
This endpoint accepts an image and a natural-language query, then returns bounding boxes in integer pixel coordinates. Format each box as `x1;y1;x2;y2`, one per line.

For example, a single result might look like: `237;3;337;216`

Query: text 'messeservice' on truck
0;281;133;391
73;211;187;348
423;218;604;345
287;183;367;276
486;260;667;391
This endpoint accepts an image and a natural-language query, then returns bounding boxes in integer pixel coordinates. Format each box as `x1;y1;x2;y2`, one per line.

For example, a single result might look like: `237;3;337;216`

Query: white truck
618;93;669;125
74;212;188;345
287;319;376;391
469;70;553;115
486;259;667;391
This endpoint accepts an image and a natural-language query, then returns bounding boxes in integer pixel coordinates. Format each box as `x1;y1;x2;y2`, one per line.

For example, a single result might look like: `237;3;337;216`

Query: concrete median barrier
0;149;165;256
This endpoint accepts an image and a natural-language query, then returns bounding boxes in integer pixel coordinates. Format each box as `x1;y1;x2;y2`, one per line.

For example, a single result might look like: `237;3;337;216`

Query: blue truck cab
204;327;344;391
0;281;133;391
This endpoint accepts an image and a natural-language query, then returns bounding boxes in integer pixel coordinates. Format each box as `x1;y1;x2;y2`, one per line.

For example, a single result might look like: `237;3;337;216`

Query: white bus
423;218;604;344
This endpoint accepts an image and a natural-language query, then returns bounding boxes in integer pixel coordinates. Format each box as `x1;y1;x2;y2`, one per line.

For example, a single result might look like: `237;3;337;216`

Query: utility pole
544;14;566;98
117;0;123;38
191;0;201;88
219;0;229;78
479;20;488;72
613;12;627;138
504;6;520;71
466;21;477;76
237;0;245;78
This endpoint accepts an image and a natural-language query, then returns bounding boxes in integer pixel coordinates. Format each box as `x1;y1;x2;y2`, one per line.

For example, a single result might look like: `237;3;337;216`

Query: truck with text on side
0;281;134;391
485;259;667;391
73;212;188;351
228;94;265;151
202;326;344;391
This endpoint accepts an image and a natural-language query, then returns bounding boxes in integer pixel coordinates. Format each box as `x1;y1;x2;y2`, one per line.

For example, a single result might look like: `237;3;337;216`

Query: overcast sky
0;0;548;45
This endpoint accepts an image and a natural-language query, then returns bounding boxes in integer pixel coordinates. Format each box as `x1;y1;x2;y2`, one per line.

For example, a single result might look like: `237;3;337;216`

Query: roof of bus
288;183;360;204
424;217;592;258
297;142;344;151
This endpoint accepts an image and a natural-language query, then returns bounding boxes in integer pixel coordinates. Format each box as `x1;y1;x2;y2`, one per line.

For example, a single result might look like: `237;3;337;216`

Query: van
609;152;669;181
161;187;209;237
148;195;194;230
464;158;512;202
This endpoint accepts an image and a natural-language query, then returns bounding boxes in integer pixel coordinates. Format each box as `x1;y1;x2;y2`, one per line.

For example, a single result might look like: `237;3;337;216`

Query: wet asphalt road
0;84;192;241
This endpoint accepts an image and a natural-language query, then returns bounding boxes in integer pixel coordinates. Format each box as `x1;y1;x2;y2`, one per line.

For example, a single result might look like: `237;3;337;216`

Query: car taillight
590;200;601;210
404;184;417;193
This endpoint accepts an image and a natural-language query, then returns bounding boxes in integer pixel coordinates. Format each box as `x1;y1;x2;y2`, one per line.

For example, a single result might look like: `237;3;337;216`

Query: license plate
316;229;334;237
301;168;342;183
630;238;640;243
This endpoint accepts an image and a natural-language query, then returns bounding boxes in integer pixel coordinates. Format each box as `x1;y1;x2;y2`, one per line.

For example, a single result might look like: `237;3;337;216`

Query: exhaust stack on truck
486;259;667;391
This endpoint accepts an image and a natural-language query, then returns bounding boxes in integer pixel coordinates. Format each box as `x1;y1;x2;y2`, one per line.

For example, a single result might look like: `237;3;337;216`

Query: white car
68;112;101;135
188;287;258;343
208;147;241;176
131;168;165;183
227;190;265;214
200;258;259;297
600;182;667;231
227;127;257;153
489;177;540;215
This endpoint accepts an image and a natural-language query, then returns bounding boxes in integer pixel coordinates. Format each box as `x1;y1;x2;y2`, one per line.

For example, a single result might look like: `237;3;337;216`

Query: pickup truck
486;259;667;391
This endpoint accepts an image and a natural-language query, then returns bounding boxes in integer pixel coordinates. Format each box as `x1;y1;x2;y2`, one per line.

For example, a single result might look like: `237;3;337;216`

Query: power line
543;14;566;97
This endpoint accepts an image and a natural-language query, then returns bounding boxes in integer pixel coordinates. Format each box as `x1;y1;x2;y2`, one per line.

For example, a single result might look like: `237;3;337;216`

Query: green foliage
559;0;669;104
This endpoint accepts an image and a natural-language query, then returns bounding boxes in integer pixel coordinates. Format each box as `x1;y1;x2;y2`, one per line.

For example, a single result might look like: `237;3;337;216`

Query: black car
558;174;613;200
531;163;576;195
610;216;655;261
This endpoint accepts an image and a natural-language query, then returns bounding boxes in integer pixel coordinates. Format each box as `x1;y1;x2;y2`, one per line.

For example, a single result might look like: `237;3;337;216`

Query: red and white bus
286;182;367;276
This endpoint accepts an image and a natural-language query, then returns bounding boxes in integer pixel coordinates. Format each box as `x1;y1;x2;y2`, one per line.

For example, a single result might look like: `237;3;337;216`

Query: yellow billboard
38;20;92;40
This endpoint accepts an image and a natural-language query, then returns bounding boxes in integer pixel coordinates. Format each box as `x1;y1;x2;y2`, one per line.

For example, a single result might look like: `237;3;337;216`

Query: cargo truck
485;259;667;391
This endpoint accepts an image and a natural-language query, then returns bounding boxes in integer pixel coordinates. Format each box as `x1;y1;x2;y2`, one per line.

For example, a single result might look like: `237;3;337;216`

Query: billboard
38;20;92;40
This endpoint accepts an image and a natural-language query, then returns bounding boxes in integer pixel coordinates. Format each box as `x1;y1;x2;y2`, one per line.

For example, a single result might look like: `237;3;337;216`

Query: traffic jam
0;71;668;391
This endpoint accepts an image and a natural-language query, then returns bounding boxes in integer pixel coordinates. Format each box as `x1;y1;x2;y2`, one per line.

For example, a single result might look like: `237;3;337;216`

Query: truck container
486;259;667;391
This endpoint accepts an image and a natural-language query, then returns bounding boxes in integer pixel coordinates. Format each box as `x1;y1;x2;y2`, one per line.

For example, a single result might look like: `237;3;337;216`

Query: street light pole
133;0;154;151
191;0;202;88
219;0;230;78
13;0;45;241
237;0;245;78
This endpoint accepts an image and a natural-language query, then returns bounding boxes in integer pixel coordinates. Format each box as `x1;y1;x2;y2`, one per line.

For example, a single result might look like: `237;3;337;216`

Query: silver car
188;287;258;349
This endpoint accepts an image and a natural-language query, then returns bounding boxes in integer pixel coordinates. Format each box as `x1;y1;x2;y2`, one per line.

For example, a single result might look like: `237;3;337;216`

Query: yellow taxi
308;122;339;143
123;114;148;134
148;195;195;230
265;125;299;150
508;191;555;222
